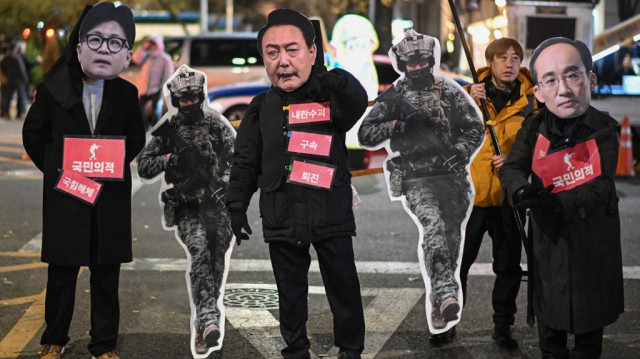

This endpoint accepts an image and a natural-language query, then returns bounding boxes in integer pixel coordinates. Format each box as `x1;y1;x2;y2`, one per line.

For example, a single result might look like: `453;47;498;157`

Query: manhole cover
224;288;279;309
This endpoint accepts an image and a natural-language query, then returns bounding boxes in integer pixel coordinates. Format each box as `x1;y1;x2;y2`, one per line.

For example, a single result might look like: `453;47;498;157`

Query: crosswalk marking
223;283;424;359
17;242;640;279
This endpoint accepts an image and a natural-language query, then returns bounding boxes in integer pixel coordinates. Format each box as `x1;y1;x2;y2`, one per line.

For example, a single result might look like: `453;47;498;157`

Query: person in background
22;3;145;358
0;41;29;119
0;43;10;118
499;37;624;358
459;37;536;348
132;34;174;129
16;41;41;92
226;8;367;359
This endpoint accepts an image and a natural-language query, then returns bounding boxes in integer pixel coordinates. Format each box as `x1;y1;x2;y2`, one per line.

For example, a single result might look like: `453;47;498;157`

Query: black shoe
492;324;518;349
337;351;361;359
429;326;457;345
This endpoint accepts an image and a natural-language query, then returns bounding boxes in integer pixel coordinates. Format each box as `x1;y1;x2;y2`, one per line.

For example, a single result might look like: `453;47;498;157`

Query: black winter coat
227;66;368;245
22;12;146;266
499;107;624;334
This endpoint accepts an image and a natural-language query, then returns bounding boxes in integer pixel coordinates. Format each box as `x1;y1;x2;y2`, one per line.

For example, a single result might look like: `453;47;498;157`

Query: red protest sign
286;102;331;125
54;169;103;205
532;135;602;193
287;158;336;190
287;131;333;157
63;136;125;180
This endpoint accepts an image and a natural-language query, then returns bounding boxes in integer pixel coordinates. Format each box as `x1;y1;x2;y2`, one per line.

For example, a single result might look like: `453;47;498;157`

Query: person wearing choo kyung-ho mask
500;37;623;358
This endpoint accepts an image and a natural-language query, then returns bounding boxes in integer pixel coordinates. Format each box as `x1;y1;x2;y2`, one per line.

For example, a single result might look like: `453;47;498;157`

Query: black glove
406;107;440;122
176;147;200;172
513;185;561;212
306;70;346;99
230;211;252;246
395;105;441;133
165;154;180;183
394;119;410;134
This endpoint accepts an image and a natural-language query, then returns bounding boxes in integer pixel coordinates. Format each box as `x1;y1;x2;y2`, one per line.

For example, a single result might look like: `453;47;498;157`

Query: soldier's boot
194;331;208;354
203;323;221;348
430;305;446;330
440;296;460;323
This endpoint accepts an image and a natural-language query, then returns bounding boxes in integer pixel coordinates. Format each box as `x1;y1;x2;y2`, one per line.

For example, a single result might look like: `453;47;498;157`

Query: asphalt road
0;118;639;359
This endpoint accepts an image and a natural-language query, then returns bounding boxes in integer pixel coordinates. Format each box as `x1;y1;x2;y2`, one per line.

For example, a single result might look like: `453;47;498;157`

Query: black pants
537;321;604;358
0;83;9;117
40;263;121;357
1;82;27;117
460;206;522;325
269;237;365;359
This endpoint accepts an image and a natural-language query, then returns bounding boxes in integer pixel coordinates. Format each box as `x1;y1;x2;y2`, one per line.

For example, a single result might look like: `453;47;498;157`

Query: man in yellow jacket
455;38;536;348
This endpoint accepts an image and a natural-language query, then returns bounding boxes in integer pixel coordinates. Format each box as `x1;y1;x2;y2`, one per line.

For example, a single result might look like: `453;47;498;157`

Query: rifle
377;86;465;174
447;0;528;243
152;120;226;204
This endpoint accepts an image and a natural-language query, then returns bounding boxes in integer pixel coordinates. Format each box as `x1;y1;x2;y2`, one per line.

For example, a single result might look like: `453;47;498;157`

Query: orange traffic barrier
616;116;634;177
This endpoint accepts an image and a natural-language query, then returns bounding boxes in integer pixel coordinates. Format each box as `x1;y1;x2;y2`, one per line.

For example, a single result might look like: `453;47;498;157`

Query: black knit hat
257;9;315;54
79;1;135;48
529;37;592;83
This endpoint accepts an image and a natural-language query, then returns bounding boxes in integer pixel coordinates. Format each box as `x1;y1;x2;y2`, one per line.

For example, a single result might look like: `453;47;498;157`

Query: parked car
122;32;267;92
164;32;268;89
207;81;270;127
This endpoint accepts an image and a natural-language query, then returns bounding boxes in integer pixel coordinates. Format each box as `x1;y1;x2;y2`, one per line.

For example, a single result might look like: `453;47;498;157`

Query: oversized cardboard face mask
77;21;132;81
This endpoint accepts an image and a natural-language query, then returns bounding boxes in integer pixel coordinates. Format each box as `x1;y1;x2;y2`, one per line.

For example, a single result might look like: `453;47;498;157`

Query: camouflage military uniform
359;73;483;328
138;109;235;335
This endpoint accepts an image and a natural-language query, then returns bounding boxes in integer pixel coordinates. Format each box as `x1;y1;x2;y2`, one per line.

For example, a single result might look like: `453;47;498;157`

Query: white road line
19;244;640;279
119;258;640;279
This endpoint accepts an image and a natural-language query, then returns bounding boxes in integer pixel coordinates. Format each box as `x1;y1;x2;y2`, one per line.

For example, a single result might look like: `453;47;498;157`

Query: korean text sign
287;131;333;157
63;136;125;180
287;159;336;190
54;169;103;205
532;134;601;193
286;102;331;126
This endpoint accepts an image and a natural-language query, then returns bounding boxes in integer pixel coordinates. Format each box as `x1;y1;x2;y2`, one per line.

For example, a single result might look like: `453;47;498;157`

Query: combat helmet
392;29;436;76
167;65;206;112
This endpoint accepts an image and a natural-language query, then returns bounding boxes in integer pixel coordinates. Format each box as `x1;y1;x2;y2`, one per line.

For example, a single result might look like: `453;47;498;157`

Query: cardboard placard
63;136;126;180
287;158;336;190
286;130;333;157
54;169;103;205
285;101;331;125
532;134;602;193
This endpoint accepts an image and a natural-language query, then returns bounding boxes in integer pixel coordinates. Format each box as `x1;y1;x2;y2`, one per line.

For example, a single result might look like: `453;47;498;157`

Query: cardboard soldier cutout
137;65;235;357
358;30;484;334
